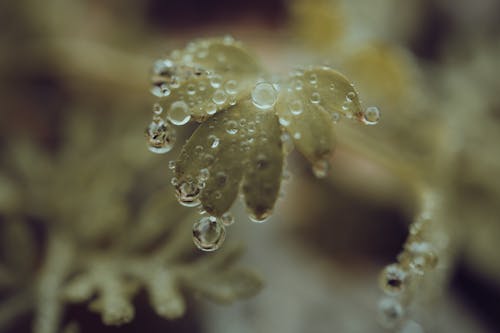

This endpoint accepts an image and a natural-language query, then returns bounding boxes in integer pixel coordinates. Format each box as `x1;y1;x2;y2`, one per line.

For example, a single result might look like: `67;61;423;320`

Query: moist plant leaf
174;102;249;217
242;107;283;221
276;90;336;166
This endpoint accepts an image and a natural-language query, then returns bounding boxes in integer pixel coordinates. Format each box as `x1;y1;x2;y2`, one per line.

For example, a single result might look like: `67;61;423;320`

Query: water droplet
280;133;294;154
406;242;438;274
379;264;408;296
192;216;226;251
197;50;208;59
223;35;234;45
205;102;217;115
208;134;220;149
199;168;210;181
288;100;303;115
187;84;196;95
152;103;163;115
292;79;303;91
170;177;178;186
145;118;176;154
168;101;191;125
310;92;321;104
309;73;318;85
221;212;235;226
278;116;290;127
362;106;381;125
210;74;223;88
331;112;340;123
249;211;271;223
251;82;277;110
169;76;181;89
293;132;301;139
312;159;329;178
346;91;356;101
175;181;201;207
168;160;176;170
225;120;238;135
378;297;404;329
224;80;238;95
212;89;227;105
199;83;207;91
329;83;336;91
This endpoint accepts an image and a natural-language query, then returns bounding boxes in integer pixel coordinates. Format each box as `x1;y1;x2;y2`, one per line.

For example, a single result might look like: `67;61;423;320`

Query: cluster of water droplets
378;196;439;330
145;103;176;154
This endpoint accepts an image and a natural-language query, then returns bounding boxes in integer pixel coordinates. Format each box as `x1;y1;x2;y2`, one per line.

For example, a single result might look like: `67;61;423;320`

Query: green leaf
241;108;283;221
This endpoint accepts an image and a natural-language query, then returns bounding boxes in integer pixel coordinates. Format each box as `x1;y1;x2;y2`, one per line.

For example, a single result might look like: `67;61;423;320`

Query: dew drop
379;264;408;296
346;91;356;101
280;133;294;154
210;74;223;88
221;212;235;226
312;159;329;178
212;89;227;105
192;216;226;251
208;134;220;148
169;76;181;89
331;112;340;123
309;73;318;85
187;84;196;95
293;132;301;139
329;83;336;91
225;120;238;135
152;103;163;115
168;160;176;170
292;79;303;91
145;118;176;154
251;82;277;110
310;92;321;104
199;168;210;181
362;106;381;125
205;102;217;115
378;297;404;329
175;181;201;207
168;101;191;125
278;116;291;127
224;80;238;95
288;100;303;115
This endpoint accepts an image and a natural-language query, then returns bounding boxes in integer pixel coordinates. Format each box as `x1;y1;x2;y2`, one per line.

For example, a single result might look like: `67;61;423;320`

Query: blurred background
1;0;500;332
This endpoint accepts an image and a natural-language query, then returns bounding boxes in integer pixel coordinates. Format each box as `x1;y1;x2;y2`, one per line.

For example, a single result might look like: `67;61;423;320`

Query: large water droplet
192;216;226;251
251;82;277;110
145;118;176;154
168;101;191;125
362;106;381;125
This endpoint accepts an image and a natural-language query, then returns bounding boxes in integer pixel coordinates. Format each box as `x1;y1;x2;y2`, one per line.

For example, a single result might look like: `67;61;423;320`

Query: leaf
174;103;247;217
241;108;283;221
276;89;336;168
